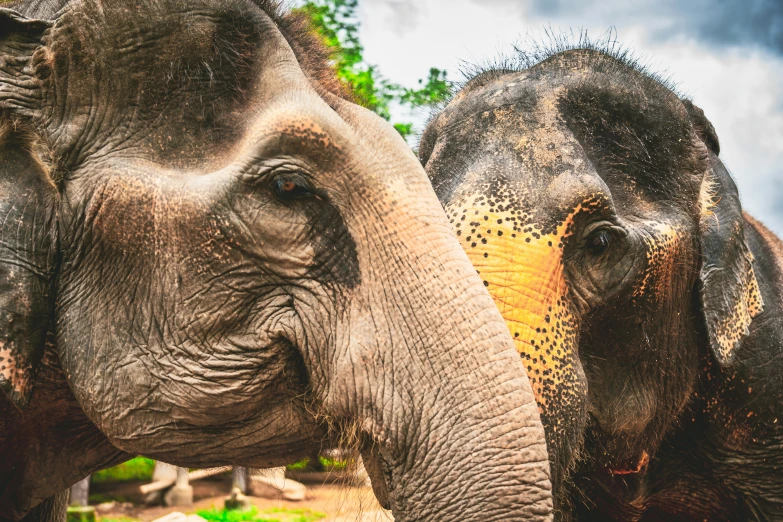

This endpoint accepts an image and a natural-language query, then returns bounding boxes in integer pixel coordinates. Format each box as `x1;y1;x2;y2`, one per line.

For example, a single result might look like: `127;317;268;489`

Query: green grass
258;507;326;522
196;507;260;522
91;457;155;483
100;518;141;522
286;456;348;472
286;460;309;471
196;507;326;522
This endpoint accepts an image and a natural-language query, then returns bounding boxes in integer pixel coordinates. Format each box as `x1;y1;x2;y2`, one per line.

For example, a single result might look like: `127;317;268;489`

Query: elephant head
422;48;762;515
0;2;553;520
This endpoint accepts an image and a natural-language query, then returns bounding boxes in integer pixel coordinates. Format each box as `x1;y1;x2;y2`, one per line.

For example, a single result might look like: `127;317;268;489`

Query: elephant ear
0;9;57;409
0;8;51;116
692;100;763;366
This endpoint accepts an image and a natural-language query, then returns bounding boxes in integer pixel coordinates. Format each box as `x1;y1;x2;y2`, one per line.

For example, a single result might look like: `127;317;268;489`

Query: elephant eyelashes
272;174;318;202
585;228;613;255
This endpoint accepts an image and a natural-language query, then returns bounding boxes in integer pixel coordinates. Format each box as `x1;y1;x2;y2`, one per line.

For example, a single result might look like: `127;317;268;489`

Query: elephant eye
272;174;317;202
586;228;612;255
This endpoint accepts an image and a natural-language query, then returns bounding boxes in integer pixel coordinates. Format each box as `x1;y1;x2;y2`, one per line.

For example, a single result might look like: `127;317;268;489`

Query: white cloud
357;0;783;234
362;0;422;35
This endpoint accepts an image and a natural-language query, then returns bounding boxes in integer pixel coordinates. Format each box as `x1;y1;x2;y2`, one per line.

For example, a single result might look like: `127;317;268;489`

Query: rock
144;490;164;507
164;485;193;507
280;480;309;501
152;512;187;522
186;515;208;522
248;470;310;501
95;502;116;513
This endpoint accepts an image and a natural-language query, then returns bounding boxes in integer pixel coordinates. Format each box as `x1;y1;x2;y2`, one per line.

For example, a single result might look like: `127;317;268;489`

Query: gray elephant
0;1;553;521
423;45;783;520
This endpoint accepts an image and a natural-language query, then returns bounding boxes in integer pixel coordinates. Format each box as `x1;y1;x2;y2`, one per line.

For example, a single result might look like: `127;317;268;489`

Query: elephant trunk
322;185;554;521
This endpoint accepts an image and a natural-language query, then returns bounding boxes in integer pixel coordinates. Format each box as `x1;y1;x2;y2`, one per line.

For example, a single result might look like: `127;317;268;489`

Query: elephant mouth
607;450;649;476
578;450;651;503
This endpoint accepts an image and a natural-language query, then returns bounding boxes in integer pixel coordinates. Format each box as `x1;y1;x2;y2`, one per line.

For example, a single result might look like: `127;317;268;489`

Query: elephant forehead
38;0;325;170
0;346;31;399
430;89;607;215
45;0;268;87
429;57;705;217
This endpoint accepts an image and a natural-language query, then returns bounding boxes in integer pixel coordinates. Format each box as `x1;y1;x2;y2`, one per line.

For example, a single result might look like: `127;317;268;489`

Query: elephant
422;46;783;521
0;1;555;521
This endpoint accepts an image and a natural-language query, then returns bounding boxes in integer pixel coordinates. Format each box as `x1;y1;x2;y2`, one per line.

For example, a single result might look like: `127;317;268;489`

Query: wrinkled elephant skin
0;2;553;521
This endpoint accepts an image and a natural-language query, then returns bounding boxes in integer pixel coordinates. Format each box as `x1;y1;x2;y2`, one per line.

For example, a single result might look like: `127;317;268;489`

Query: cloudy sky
353;0;783;235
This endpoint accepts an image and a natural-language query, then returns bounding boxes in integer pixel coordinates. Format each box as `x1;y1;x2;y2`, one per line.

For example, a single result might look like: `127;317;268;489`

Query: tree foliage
295;0;451;140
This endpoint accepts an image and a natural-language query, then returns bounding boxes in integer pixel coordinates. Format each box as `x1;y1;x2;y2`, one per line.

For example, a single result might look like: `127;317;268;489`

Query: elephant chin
360;444;391;509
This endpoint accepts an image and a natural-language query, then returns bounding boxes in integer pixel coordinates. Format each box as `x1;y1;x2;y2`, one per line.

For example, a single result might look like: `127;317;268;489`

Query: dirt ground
93;474;393;522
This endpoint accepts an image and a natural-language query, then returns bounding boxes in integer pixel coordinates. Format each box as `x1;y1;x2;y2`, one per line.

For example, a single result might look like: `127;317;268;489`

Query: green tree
399;68;452;108
295;0;451;141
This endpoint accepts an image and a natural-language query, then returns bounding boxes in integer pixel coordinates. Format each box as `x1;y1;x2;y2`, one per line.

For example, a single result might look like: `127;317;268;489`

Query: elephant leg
19;491;69;522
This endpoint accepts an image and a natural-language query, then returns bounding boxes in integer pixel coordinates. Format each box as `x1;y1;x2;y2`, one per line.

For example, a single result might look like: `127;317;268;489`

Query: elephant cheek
448;201;588;485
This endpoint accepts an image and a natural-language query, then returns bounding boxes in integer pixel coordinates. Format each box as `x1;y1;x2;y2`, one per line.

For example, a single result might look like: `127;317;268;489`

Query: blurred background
296;0;783;234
